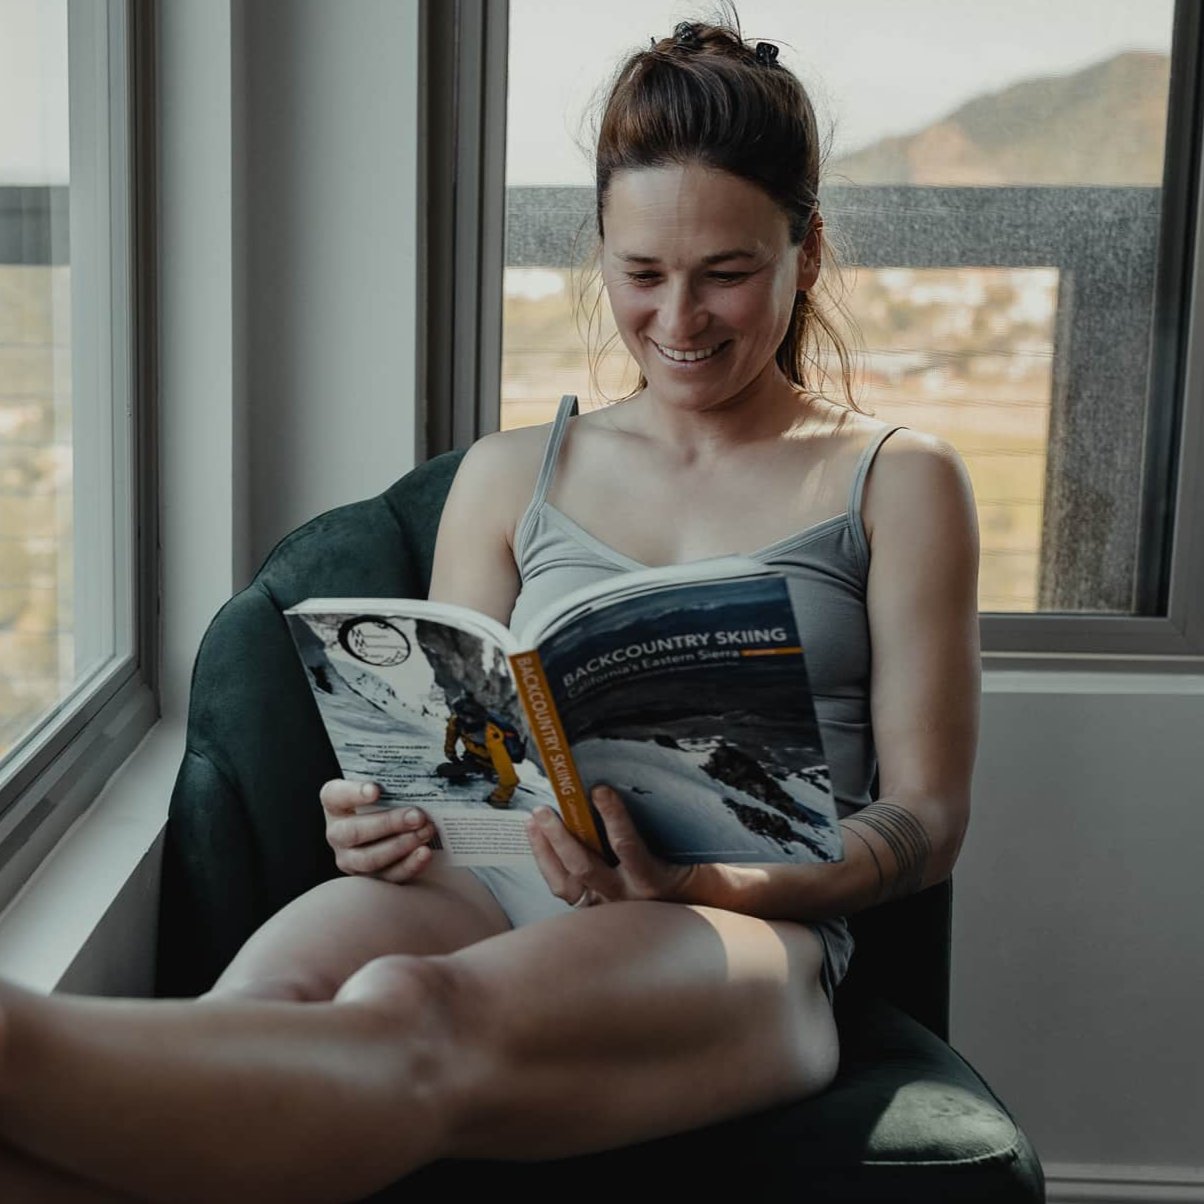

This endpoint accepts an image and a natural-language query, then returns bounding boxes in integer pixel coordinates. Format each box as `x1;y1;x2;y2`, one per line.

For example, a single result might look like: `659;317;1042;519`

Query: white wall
242;0;422;575
158;0;247;720
157;0;421;720
954;679;1204;1189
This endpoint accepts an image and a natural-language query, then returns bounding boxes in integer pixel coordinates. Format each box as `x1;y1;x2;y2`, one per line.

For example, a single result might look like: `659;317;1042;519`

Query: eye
708;272;749;284
626;272;661;285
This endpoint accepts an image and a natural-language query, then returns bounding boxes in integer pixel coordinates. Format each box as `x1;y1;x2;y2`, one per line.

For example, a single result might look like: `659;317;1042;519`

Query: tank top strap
529;394;579;509
846;424;907;575
847;424;908;517
513;394;579;563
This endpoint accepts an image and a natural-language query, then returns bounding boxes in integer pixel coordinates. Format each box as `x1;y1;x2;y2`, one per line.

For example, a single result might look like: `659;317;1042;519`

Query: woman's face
600;162;819;412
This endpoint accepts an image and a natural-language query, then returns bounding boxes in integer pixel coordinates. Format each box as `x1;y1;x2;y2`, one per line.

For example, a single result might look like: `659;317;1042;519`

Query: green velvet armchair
156;450;1045;1202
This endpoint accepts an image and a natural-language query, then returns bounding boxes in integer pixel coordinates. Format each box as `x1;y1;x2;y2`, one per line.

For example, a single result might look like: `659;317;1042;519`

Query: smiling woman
601;164;820;406
589;20;861;411
0;9;983;1202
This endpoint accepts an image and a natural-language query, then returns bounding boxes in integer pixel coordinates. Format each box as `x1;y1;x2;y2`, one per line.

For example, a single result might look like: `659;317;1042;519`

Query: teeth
655;341;723;362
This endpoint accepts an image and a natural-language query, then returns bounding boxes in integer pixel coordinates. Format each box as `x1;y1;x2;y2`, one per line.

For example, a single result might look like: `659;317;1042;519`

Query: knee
334;952;479;1043
333;954;486;1124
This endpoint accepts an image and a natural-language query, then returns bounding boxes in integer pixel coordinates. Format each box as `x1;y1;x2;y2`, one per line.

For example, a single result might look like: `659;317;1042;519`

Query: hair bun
673;21;702;48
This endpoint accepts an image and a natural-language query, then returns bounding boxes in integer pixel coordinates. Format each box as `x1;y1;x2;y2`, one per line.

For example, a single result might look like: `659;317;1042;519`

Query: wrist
667;858;853;922
666;860;716;906
669;860;748;910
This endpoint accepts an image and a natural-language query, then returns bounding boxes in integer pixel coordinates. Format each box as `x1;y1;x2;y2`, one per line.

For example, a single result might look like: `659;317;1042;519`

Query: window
0;0;156;908
422;0;1204;667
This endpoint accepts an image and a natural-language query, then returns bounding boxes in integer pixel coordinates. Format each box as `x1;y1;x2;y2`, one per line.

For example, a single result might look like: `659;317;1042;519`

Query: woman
0;14;979;1202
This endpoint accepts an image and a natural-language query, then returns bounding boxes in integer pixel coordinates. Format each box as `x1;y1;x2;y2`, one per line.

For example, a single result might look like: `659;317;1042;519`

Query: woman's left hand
526;784;696;908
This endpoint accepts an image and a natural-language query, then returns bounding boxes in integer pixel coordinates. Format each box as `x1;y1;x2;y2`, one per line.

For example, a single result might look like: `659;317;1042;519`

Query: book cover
533;573;841;864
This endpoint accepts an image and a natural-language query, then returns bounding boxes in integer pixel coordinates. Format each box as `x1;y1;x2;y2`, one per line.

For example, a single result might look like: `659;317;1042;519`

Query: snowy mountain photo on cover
536;574;843;865
285;609;557;864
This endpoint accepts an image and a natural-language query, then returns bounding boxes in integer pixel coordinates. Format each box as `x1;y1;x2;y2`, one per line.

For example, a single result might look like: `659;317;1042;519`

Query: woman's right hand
319;779;437;883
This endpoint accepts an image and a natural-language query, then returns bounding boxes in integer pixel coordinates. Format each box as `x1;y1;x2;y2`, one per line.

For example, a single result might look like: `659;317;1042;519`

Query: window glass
502;0;1176;614
0;0;121;764
0;0;72;760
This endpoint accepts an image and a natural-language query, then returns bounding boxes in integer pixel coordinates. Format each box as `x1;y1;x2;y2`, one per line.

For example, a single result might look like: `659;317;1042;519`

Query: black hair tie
673;21;702;48
755;41;779;66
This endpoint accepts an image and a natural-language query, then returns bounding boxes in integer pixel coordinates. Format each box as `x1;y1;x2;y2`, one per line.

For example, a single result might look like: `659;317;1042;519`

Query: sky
0;0;67;184
0;0;1176;186
507;0;1176;184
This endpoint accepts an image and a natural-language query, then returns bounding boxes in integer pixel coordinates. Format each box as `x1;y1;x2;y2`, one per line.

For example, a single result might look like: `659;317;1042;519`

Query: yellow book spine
509;649;603;854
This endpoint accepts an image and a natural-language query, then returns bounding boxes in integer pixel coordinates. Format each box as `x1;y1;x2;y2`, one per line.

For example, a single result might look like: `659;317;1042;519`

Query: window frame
0;0;158;913
421;0;1204;672
420;0;509;452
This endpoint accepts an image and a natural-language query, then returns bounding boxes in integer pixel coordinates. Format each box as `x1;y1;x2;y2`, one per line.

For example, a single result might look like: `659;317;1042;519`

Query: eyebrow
615;248;760;266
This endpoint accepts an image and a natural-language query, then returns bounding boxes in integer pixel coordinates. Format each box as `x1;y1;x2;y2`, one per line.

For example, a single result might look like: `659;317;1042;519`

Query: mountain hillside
829;51;1169;186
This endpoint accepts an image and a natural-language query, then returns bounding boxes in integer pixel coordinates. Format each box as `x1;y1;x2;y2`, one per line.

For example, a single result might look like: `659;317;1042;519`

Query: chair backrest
156;450;951;1039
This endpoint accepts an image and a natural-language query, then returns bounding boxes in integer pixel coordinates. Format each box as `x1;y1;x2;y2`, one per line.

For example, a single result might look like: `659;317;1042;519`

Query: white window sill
0;718;181;996
982;668;1204;694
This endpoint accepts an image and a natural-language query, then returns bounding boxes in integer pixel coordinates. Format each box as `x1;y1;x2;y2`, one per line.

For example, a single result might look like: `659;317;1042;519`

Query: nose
657;276;708;343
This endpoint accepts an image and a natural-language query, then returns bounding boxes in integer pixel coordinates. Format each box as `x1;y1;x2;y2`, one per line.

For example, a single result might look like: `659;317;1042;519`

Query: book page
533;574;843;865
284;605;557;865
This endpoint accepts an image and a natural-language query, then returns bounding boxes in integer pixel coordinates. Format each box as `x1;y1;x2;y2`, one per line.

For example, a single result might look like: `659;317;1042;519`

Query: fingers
526;806;611;904
366;842;435;884
531;806;597;880
591;786;647;866
320;780;435;880
526;813;576;901
591;784;695;903
328;805;430;852
320;778;385;817
331;819;437;879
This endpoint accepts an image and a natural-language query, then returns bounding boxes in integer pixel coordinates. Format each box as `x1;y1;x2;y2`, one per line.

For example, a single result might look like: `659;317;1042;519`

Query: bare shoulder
455;421;551;483
446;422;553;547
861;426;978;552
430;421;554;618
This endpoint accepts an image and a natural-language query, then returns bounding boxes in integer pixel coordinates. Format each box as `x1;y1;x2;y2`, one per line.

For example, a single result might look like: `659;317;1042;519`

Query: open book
284;558;843;869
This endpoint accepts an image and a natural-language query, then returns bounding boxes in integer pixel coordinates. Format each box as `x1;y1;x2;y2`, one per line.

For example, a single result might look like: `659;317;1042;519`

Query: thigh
341;901;840;1161
209;862;511;1000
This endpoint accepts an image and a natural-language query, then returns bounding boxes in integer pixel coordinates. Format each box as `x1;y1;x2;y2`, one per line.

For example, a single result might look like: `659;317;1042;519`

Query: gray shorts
468;863;853;1005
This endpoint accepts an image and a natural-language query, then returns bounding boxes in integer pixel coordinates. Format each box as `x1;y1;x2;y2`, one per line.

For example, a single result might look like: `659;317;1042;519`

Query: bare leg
0;868;510;1204
205;865;510;1000
0;902;837;1203
0;972;453;1203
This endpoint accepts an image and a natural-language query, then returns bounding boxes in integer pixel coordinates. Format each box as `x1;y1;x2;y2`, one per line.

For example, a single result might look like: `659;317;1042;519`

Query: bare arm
678;430;981;921
427;427;545;622
319;427;546;880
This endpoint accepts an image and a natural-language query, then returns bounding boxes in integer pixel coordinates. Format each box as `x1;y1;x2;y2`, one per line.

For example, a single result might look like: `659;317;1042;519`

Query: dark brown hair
582;5;864;410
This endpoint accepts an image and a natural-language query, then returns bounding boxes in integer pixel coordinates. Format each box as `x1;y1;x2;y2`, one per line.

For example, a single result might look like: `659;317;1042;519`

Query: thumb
591;785;653;866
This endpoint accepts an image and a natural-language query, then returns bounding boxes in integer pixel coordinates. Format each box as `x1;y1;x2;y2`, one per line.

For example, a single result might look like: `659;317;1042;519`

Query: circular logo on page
336;616;412;667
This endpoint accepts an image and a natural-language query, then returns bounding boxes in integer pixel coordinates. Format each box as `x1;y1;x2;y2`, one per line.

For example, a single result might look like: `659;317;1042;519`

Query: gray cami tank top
509;394;907;817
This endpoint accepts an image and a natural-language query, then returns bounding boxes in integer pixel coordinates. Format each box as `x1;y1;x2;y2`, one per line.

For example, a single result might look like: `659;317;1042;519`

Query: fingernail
360;782;374;798
405;809;422;825
536;806;556;826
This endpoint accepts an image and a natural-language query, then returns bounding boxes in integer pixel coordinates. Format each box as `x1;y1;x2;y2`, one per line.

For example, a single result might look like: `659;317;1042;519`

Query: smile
651;339;730;364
